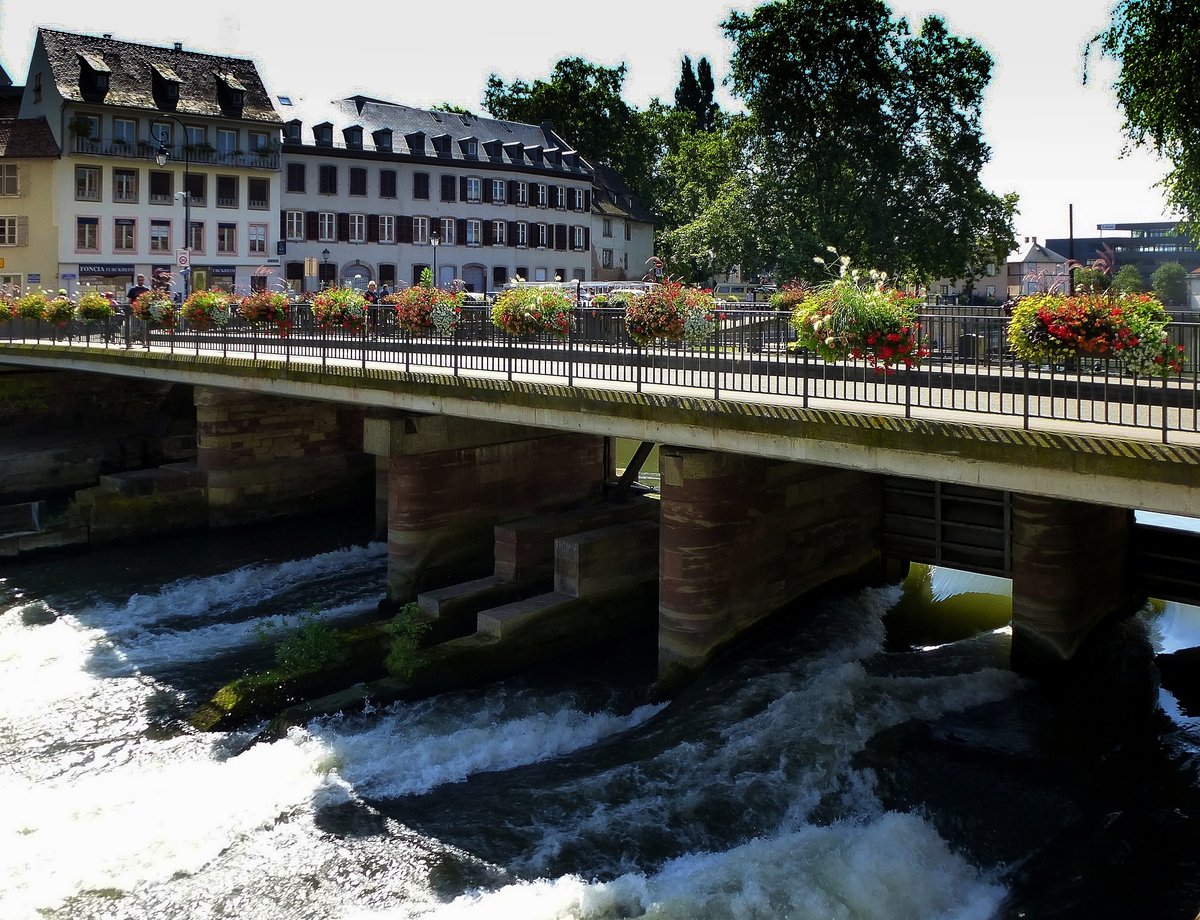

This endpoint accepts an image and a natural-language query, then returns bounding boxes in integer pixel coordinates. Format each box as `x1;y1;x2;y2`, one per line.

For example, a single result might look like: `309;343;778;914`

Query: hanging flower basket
311;287;368;334
0;296;14;321
790;250;926;372
768;281;806;312
75;291;116;323
625;282;719;347
131;290;177;330
490;285;574;338
181;289;233;330
1007;291;1185;377
239;290;292;336
385;284;464;335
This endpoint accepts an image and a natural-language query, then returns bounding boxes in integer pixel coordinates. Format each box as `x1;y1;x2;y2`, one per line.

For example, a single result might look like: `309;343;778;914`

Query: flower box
1007;291;1185;377
131;290;177;330
311;287;367;334
790;253;926;372
239;290;292;336
181;290;233;330
385;284;463;335
624;282;718;347
75;291;116;323
490;286;574;338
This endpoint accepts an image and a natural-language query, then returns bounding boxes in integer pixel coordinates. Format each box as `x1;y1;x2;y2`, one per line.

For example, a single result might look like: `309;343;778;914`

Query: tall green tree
1090;0;1200;236
696;58;719;132
723;0;1016;282
1151;261;1187;305
1112;264;1144;293
482;59;652;204
674;56;702;123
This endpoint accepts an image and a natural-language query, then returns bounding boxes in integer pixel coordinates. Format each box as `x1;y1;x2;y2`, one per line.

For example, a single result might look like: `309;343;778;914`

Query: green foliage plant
1151;261;1187;306
181;289;233;329
16;290;49;321
311;286;368;333
239;290;292;335
256;613;348;676
384;603;431;680
385;271;464;335
1112;264;1145;294
75;291;116;323
130;290;176;329
44;293;75;327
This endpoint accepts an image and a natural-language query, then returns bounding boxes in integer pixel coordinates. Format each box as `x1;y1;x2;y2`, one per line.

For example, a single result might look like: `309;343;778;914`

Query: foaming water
3;534;1035;920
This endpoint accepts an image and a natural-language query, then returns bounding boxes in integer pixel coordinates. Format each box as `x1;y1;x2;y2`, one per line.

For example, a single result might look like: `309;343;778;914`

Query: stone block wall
658;448;884;686
195;386;372;527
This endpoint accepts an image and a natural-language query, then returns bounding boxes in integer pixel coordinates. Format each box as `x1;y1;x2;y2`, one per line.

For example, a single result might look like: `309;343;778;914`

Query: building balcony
73;138;280;171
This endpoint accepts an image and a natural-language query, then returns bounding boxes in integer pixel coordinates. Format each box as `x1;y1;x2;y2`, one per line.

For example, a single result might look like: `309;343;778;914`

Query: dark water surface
2;515;1198;919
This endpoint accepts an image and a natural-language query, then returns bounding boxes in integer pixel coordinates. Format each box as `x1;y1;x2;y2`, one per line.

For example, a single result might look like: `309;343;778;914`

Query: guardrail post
636;345;643;394
802;347;809;408
567;310;575;386
322;327;327;370
905;369;911;419
1162;372;1169;444
1023;363;1030;430
453;324;460;378
361;322;367;375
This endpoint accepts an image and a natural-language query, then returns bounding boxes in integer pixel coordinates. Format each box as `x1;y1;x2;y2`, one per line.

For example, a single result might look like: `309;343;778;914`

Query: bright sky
0;0;1173;246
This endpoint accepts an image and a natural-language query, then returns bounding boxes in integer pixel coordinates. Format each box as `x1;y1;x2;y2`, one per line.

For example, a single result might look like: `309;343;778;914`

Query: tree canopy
1151;261;1187;306
723;0;1016;282
1090;0;1200;235
674;55;720;132
482;59;652;204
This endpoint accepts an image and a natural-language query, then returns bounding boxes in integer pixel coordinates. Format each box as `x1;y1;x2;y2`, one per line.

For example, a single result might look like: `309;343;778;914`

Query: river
2;513;1198;920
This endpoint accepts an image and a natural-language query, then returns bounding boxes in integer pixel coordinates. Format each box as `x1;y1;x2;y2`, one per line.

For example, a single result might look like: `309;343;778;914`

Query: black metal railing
3;306;1198;444
72;137;280;170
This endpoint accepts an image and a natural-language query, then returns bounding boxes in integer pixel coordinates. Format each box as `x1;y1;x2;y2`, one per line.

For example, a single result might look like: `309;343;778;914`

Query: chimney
1032;236;1038;245
173;42;183;52
1024;237;1029;243
102;33;112;39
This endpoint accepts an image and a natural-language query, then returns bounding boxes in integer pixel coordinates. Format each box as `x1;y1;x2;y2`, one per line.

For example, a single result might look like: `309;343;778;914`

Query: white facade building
278;97;594;293
18;29;282;297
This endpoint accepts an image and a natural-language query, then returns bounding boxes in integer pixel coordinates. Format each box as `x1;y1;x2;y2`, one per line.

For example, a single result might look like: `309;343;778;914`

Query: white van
713;282;775;303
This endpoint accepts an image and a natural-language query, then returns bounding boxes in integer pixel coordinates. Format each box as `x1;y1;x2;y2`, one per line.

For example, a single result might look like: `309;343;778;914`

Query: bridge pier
657;448;884;688
1010;494;1143;676
364;413;606;603
195;386;373;528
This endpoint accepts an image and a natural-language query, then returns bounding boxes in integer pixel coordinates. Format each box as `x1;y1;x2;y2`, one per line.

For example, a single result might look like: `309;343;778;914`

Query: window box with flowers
131;289;177;330
1006;291;1185;377
624;281;718;347
385;269;463;335
311;287;367;335
239;290;292;336
490;285;574;338
790;250;926;372
182;289;233;330
16;290;50;321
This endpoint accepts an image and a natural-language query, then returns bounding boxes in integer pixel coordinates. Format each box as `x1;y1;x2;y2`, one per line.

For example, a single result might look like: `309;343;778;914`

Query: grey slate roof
592;163;654;224
39;29;281;124
280;95;590;177
0;117;61;157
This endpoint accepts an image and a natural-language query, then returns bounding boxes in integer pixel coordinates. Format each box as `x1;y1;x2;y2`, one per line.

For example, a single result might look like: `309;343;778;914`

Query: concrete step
99;466;202;496
494;497;658;582
555;519;659;598
477;592;576;639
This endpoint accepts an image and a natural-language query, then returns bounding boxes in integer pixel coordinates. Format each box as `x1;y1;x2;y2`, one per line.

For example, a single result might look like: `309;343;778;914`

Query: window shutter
337;212;350;242
482;220;493;246
583;226;590;251
508;221;518;247
508;180;518;204
456;218;467;245
399;215;413;244
279;209;287;238
16;216;28;246
441;175;456;202
548;184;558;208
482;180;492;204
367;214;379;243
306;211;319;241
460;176;468;201
584;189;591;211
555;224;567;251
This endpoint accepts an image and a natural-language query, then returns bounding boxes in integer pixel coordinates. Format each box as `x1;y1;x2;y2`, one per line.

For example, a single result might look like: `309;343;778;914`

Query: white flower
813;256;825;265
826;245;838;253
825;336;836;346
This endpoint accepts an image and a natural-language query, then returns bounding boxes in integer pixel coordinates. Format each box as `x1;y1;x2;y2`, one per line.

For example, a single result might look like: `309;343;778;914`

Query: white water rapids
0;536;1038;920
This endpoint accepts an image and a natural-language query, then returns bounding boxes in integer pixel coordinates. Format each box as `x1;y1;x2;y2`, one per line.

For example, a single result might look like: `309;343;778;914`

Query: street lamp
321;247;331;288
152;115;191;300
430;230;440;288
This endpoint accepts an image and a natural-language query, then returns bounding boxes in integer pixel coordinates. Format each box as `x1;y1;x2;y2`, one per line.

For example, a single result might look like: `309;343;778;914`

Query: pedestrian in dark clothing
126;274;149;306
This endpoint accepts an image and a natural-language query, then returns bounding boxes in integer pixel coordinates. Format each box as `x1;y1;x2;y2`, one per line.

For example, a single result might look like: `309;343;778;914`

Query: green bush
256;613;348;675
384;603;431;679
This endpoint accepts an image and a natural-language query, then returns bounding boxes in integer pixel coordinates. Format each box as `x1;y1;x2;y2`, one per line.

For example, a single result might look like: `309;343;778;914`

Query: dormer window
314;123;333;146
404;131;426;155
78;53;111;100
461;138;478;158
544;148;561;167
216;72;246;116
432;133;452;157
343;126;363;149
372;128;393;152
563;151;579;168
483;140;502;160
504;142;523;164
525;146;543;166
151;62;182;110
286;119;302;143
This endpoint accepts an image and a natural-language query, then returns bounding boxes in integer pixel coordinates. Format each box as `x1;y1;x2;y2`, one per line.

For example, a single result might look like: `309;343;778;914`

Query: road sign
176;248;190;269
27;273;39;283
60;272;77;280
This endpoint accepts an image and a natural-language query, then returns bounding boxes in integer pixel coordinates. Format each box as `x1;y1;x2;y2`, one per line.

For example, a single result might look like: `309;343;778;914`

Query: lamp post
152;115;191;300
430;230;440;288
321;248;330;289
